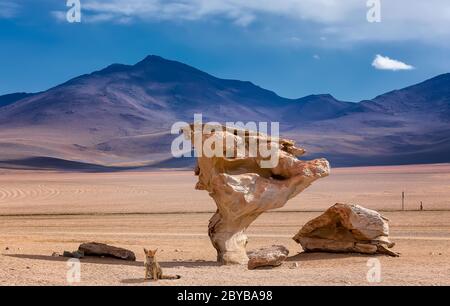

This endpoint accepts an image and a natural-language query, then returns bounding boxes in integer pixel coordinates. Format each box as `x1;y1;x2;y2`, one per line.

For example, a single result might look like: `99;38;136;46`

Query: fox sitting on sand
143;248;180;281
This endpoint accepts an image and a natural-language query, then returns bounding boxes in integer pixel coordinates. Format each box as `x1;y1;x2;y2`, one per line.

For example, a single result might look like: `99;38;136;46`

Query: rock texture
78;242;136;261
247;245;289;270
187;124;330;265
293;203;399;257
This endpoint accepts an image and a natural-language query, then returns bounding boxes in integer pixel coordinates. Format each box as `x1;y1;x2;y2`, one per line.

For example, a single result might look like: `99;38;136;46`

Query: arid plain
0;164;449;285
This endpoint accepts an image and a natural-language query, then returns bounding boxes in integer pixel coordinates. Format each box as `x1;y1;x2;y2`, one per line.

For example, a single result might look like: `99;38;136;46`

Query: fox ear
153;249;158;254
143;248;148;254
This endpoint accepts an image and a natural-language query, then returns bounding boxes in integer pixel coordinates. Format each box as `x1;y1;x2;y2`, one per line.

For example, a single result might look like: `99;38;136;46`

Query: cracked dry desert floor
0;164;449;285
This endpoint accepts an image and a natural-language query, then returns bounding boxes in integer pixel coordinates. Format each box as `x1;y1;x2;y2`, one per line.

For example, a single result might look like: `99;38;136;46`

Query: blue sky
1;0;449;101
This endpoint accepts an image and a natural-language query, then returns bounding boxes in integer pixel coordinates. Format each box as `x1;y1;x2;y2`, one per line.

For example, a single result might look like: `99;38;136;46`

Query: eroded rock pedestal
187;124;330;265
293;203;399;257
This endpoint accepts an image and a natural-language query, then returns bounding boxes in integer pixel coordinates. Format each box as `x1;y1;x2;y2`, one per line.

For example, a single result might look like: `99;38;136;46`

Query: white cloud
51;10;118;24
79;0;360;24
50;10;66;22
372;54;414;71
233;14;255;27
49;0;450;45
0;1;19;18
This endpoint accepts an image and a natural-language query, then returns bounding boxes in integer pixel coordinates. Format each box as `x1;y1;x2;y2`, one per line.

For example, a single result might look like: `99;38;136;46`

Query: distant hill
0;55;449;170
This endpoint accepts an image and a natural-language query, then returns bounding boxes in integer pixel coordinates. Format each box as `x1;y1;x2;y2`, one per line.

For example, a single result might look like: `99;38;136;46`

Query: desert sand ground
0;164;449;286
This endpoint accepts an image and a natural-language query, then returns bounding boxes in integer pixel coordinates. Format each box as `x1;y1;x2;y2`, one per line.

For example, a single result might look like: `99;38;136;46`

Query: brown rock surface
247;245;289;270
185;124;330;264
78;242;136;261
293;203;399;257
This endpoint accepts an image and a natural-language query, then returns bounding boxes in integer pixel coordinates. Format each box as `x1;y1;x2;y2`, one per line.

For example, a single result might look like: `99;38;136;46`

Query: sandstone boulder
293;203;399;257
247;245;289;270
78;242;136;261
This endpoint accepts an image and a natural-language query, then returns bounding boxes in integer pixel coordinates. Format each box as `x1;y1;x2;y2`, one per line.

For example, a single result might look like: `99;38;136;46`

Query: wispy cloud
0;1;20;18
372;54;414;71
76;0;362;25
50;10;66;22
49;0;450;45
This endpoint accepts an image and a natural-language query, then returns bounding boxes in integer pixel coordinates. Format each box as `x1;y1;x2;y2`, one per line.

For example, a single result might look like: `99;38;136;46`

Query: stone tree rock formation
293;203;399;257
184;124;330;265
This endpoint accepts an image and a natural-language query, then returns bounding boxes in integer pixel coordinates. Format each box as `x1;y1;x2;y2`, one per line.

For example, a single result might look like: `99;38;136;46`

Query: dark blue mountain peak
99;63;132;74
299;94;338;101
137;54;167;64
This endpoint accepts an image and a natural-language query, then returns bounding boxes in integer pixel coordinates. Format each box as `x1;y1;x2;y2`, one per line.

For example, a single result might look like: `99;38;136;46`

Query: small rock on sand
63;250;84;259
247;245;289;270
78;242;136;261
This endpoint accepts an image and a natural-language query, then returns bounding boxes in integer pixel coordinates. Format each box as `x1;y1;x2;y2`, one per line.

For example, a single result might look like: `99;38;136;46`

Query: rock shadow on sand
4;254;219;268
287;252;385;262
120;278;154;284
4;254;144;266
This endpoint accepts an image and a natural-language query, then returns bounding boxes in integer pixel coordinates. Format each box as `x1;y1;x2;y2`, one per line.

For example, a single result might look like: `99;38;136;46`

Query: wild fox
143;248;181;280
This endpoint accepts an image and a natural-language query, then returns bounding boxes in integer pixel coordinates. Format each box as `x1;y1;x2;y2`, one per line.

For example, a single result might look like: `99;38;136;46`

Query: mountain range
0;55;449;171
